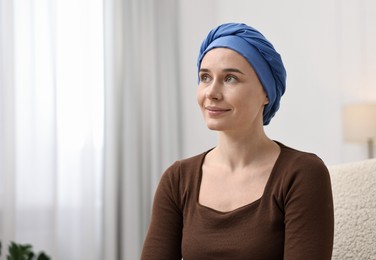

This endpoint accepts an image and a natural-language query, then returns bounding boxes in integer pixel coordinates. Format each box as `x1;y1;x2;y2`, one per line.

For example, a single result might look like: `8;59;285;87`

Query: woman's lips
205;106;231;116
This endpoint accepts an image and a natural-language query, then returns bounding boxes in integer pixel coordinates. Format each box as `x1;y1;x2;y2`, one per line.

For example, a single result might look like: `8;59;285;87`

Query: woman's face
197;48;268;134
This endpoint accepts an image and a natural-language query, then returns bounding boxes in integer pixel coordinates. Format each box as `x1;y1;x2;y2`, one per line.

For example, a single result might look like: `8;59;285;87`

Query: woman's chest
181;201;285;260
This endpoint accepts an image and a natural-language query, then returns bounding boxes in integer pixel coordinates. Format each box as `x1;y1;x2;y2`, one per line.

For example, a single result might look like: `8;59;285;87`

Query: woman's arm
141;163;183;260
283;155;334;260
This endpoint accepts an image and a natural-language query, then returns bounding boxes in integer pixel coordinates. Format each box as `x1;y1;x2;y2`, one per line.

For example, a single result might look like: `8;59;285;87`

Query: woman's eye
225;75;237;83
200;74;211;83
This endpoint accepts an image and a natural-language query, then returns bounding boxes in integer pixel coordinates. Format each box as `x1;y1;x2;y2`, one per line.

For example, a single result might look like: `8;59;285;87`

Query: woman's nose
205;80;222;100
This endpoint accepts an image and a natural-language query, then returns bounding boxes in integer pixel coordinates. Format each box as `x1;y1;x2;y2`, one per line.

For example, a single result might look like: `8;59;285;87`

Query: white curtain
1;0;181;259
103;0;182;259
0;0;104;259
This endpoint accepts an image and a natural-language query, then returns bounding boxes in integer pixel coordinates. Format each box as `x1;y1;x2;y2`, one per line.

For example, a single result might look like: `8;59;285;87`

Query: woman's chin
205;123;224;131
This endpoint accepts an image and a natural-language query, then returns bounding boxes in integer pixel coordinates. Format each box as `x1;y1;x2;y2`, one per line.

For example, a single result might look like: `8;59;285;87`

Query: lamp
343;103;376;159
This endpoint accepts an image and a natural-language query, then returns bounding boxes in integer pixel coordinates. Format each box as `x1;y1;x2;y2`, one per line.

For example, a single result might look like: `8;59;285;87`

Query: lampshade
343;103;376;143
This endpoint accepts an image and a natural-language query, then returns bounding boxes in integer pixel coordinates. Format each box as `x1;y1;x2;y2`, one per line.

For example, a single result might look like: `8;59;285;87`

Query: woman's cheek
196;88;204;107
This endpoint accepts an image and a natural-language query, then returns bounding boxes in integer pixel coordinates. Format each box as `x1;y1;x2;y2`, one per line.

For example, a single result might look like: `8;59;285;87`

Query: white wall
178;0;376;165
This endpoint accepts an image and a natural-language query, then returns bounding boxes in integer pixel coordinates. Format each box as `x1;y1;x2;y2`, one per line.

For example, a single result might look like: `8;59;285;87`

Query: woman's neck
211;131;279;171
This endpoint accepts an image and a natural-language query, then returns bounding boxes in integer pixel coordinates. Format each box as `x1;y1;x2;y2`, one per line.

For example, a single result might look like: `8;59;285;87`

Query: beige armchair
329;158;376;259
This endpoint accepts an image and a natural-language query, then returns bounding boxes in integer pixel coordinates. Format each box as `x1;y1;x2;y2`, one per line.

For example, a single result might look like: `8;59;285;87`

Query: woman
141;22;334;259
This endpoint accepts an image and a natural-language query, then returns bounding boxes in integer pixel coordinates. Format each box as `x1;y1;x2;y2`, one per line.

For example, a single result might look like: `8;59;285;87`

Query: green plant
0;241;50;260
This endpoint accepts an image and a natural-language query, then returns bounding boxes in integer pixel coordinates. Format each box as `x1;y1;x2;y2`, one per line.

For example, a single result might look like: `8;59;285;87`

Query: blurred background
0;0;375;259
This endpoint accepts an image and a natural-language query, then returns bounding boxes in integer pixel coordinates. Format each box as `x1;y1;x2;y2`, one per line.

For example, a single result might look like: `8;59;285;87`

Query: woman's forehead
201;48;254;71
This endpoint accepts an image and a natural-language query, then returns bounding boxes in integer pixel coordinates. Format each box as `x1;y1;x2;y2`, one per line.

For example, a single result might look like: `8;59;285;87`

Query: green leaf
8;242;20;257
8;241;34;259
27;251;35;260
0;240;51;260
37;252;51;260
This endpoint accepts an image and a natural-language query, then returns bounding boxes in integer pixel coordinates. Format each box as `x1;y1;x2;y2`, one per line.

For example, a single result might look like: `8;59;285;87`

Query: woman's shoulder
276;141;327;168
156;150;212;209
275;141;331;181
178;149;213;168
161;149;212;183
272;141;332;198
274;141;330;183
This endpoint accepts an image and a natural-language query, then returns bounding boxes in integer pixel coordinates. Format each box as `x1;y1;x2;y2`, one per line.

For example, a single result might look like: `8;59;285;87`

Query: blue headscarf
197;23;286;125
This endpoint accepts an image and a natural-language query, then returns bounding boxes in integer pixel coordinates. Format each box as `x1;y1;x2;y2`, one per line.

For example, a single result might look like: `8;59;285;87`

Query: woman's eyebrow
199;68;210;73
199;68;245;74
223;68;245;75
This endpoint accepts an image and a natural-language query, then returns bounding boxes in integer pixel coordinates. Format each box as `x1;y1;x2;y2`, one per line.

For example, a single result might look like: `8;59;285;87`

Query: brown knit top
141;142;334;259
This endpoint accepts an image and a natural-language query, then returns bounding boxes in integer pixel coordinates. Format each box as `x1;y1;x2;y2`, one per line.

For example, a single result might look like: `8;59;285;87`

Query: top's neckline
195;141;285;214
